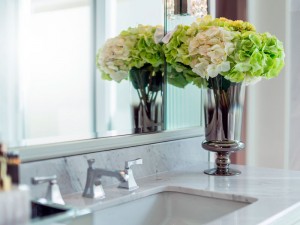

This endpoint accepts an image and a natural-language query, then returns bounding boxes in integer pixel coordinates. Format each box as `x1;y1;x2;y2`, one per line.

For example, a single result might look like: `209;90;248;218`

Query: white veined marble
63;164;300;225
20;137;207;200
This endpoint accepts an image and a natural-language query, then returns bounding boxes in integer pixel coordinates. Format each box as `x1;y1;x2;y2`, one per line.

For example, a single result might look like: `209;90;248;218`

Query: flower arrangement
96;24;164;83
163;15;285;88
96;25;165;132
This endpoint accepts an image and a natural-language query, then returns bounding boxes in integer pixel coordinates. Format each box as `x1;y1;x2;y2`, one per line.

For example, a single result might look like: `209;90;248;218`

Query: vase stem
204;152;240;176
215;152;231;173
130;65;164;133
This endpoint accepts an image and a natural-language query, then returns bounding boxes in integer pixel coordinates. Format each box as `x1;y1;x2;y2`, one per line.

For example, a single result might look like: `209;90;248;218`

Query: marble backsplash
20;136;207;199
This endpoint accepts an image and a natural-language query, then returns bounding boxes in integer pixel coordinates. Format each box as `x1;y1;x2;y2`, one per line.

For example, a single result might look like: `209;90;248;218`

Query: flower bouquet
163;15;285;87
96;25;165;133
163;15;285;175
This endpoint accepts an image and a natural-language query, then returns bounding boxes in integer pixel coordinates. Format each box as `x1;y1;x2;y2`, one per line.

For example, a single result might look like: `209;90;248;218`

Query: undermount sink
95;187;256;225
31;200;92;225
31;201;69;220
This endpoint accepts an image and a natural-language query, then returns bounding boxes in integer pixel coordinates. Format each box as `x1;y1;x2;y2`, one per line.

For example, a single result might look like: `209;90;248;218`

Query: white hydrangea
188;26;236;79
97;36;130;82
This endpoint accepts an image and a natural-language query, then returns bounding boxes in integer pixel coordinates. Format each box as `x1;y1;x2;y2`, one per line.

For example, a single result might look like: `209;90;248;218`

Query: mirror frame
17;127;203;162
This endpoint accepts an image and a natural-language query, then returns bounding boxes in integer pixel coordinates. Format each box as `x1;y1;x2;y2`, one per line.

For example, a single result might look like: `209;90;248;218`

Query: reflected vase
129;64;164;133
202;75;245;176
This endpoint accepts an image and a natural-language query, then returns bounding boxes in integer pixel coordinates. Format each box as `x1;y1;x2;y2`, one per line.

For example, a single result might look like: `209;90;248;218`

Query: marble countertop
63;163;300;225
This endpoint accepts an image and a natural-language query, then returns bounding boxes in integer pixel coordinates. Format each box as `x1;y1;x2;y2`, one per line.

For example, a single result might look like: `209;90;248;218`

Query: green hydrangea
223;31;285;83
163;25;207;88
191;15;256;33
120;25;164;69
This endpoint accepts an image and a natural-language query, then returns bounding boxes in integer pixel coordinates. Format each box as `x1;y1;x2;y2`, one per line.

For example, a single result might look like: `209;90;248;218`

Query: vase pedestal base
204;168;241;176
202;140;244;176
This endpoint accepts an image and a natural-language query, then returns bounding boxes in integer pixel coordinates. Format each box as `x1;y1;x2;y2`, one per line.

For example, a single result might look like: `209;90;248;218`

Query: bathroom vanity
12;136;298;225
30;162;300;225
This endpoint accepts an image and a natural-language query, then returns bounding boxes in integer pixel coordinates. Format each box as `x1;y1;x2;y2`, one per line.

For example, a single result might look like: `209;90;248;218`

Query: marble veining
63;164;300;225
20;137;207;199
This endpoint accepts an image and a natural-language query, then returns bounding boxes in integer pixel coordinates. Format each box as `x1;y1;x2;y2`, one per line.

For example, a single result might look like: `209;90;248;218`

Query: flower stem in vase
129;65;163;133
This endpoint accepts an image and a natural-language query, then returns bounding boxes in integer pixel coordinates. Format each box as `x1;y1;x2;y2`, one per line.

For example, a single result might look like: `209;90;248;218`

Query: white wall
287;0;300;170
246;0;298;170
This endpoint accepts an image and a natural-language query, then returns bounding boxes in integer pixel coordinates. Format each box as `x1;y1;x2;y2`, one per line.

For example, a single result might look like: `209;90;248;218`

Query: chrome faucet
31;175;65;205
82;158;143;199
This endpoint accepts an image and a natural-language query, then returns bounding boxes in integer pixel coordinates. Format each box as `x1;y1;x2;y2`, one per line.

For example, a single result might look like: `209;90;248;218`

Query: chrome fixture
167;0;207;19
119;158;143;191
31;175;65;205
82;158;143;199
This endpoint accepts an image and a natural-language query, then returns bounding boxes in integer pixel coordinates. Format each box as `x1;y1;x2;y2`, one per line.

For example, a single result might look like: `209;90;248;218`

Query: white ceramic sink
94;187;255;225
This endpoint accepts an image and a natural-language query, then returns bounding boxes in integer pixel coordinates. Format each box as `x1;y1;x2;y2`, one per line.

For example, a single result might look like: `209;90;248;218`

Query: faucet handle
87;159;95;167
31;175;65;205
125;158;143;169
119;158;143;191
32;175;57;185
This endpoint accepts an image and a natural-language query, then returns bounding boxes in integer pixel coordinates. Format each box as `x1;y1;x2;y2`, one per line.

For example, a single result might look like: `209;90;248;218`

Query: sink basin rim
94;185;258;212
94;185;258;225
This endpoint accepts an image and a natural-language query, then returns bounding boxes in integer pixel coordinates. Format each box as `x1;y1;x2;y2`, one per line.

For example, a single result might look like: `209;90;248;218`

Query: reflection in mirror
95;1;165;137
0;0;204;148
1;0;95;146
166;0;206;130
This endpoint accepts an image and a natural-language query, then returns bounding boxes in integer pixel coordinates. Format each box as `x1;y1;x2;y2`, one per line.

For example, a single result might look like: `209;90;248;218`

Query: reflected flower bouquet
96;25;165;132
96;24;164;82
163;15;285;88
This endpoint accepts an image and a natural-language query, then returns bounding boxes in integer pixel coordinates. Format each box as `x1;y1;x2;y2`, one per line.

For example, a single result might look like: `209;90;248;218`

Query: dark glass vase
202;75;245;176
129;65;164;133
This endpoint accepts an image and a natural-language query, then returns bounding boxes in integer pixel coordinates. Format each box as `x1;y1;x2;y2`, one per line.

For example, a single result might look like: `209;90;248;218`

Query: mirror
0;0;203;148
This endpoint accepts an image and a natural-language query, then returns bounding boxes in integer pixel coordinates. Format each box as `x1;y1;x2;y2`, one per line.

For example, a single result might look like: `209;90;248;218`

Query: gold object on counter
0;141;12;191
0;157;12;191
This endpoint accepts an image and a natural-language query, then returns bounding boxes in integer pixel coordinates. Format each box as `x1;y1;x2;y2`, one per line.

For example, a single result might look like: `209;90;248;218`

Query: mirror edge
17;127;204;162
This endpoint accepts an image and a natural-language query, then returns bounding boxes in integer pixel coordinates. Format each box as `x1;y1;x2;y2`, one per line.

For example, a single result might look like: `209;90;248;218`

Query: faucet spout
82;159;128;199
82;158;143;199
93;168;128;183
